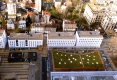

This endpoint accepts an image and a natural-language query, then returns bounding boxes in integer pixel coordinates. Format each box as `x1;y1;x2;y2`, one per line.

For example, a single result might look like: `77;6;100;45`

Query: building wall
0;30;7;48
7;3;16;14
63;20;77;32
83;4;94;25
83;4;105;25
63;24;76;32
101;12;117;30
47;39;76;48
54;2;61;10
8;39;43;49
76;38;103;48
76;32;103;48
43;15;50;24
7;24;15;29
31;27;44;33
18;20;26;29
35;0;41;12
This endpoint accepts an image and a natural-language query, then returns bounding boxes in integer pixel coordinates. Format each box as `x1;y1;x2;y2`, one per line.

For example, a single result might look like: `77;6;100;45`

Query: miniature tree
16;28;22;33
26;15;32;28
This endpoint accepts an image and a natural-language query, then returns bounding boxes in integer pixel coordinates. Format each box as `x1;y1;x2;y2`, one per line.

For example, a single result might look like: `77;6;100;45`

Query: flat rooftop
48;32;75;40
9;33;43;40
88;3;111;12
77;31;103;38
32;23;56;28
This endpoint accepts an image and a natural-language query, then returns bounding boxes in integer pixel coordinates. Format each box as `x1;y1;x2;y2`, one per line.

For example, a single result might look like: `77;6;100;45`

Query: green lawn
81;52;103;68
52;50;104;68
53;50;83;68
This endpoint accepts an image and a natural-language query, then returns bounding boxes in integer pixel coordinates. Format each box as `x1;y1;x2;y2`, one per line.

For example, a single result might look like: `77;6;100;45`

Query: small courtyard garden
52;50;104;71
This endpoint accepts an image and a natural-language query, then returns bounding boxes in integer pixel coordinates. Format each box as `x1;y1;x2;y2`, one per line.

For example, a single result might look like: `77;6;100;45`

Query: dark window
25;40;28;46
16;40;18;46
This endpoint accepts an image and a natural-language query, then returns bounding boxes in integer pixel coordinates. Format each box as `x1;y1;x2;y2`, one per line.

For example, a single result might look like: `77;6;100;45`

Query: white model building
18;20;26;30
7;19;15;30
35;14;39;23
63;20;77;32
83;3;117;31
42;11;51;24
7;3;16;20
76;30;103;48
8;33;43;49
31;23;45;33
47;32;76;48
54;0;61;9
0;30;7;48
31;23;56;33
60;4;67;13
35;0;41;12
101;11;117;30
83;3;106;25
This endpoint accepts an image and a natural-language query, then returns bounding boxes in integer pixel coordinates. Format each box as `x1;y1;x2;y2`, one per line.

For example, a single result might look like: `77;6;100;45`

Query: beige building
7;2;16;20
35;0;42;12
31;23;56;33
83;3;106;25
54;0;61;10
62;20;77;32
84;3;117;31
101;11;117;30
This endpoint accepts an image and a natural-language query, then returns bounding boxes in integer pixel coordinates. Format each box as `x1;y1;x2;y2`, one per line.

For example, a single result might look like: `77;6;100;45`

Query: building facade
0;30;7;48
101;11;117;30
54;0;61;10
31;23;56;33
7;3;16;20
83;3;105;25
18;20;26;30
8;33;43;49
47;32;76;48
76;30;103;48
83;3;117;31
35;0;41;12
35;14;39;23
42;11;51;24
7;19;15;30
31;23;45;33
63;20;77;32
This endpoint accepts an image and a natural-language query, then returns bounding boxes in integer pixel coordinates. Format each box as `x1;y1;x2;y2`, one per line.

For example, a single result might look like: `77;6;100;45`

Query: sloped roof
7;19;14;24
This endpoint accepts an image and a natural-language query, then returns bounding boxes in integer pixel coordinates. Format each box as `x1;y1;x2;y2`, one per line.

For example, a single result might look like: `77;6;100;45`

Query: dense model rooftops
9;33;43;40
77;31;103;38
48;32;75;39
